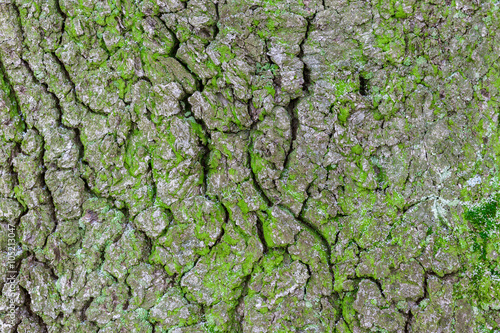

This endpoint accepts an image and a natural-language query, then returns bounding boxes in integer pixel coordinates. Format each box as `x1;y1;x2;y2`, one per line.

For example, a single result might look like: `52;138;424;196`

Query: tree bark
0;0;498;331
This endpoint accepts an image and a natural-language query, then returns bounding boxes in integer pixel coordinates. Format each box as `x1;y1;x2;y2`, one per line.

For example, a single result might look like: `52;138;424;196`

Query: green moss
464;195;498;238
216;44;235;63
341;292;357;328
338;106;350;124
395;4;408;19
351;144;363;155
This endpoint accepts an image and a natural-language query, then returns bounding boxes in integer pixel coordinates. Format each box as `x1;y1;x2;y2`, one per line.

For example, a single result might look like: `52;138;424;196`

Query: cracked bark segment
288;229;333;299
189;87;253;132
272;99;334;215
353;279;406;332
152;116;205;207
250;106;291;192
84;281;129;327
18;205;55;252
260;205;301;248
133;206;172;239
18;257;62;324
16;315;46;333
79;198;126;270
102;225;150;281
241;250;336;332
99;309;153;333
150;82;185;118
408;275;456;332
176;39;219;82
45;168;85;220
0;198;23;222
59;313;98;333
13;138;66;209
206;131;269;219
0;74;24;144
150;286;203;331
246;251;309;312
126;263;171;311
149;196;225;276
180;222;263;307
381;259;425;303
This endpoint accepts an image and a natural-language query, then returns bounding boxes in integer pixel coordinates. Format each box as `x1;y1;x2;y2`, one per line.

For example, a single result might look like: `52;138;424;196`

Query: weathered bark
0;0;499;331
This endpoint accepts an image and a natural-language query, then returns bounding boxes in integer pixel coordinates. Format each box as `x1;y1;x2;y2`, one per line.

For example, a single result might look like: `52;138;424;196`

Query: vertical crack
404;309;413;333
359;73;369;96
233;273;251;331
181;93;211;197
19;283;49;332
0;57;25;132
255;215;268;254
247;150;272;207
295;209;335;287
214;1;220;40
281;97;299;175
53;0;67;46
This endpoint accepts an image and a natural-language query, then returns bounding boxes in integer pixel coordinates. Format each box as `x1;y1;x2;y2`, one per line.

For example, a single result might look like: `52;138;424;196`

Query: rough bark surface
0;0;499;331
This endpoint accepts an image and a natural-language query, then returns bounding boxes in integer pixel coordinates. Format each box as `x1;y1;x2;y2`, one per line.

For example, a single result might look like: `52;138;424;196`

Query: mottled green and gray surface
0;0;499;331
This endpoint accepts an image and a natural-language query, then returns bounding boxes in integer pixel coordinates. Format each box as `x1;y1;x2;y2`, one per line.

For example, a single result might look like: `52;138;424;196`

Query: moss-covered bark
0;0;500;331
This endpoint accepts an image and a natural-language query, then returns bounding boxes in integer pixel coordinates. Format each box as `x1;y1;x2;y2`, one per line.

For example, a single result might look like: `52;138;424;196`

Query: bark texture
0;0;499;331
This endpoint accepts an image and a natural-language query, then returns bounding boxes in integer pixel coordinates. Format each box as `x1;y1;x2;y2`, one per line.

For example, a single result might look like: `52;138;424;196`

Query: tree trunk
0;0;498;331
